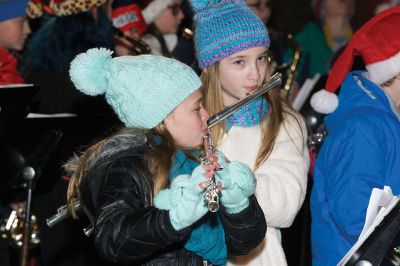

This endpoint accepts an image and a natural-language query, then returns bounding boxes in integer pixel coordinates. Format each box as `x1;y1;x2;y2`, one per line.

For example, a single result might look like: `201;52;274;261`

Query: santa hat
140;0;176;24
311;6;400;114
375;0;400;14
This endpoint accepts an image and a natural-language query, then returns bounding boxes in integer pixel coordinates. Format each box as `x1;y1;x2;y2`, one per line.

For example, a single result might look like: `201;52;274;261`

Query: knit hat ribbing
191;0;270;69
0;0;28;22
70;48;201;128
310;6;400;114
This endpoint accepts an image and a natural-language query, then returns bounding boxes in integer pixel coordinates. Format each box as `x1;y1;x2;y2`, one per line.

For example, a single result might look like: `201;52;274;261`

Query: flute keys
204;182;221;213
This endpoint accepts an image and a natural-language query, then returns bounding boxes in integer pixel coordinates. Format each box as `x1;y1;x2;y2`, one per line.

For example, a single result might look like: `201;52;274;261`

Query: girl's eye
257;55;268;62
233;59;244;65
195;106;202;111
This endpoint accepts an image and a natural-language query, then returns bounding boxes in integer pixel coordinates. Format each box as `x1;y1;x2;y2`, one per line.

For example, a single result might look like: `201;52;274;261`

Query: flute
202;72;282;212
46;199;81;228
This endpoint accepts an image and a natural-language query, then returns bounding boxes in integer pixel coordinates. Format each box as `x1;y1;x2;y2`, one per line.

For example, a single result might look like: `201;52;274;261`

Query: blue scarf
168;150;227;266
226;97;268;131
167;98;268;265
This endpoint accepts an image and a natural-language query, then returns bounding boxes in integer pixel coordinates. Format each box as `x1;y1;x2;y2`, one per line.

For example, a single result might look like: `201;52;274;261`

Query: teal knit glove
154;165;209;231
215;152;256;214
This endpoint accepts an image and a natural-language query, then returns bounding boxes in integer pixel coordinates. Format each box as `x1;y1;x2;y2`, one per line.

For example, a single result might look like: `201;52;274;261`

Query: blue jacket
310;71;400;265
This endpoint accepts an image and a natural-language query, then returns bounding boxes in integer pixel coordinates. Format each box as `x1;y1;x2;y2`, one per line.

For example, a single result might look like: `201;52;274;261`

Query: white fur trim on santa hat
366;51;400;85
142;0;175;24
310;89;339;114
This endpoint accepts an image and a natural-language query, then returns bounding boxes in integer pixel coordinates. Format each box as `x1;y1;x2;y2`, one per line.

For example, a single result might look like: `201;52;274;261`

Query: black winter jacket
78;134;266;265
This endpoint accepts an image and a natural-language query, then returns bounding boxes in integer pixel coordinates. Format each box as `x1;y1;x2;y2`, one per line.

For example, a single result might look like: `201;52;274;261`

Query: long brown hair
202;62;303;169
65;125;177;218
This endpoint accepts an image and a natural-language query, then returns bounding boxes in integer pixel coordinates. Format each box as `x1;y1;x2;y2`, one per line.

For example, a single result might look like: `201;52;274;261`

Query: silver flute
202;72;282;212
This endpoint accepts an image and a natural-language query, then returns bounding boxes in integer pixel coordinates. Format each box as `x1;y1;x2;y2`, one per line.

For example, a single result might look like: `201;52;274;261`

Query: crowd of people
1;0;400;266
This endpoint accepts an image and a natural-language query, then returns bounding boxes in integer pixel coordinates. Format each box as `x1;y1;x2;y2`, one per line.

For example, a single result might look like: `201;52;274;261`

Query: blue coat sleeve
323;118;385;244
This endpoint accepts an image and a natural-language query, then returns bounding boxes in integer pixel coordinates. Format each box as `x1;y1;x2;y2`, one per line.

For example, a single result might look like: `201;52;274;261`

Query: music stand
340;200;400;265
0;85;63;266
0;85;39;134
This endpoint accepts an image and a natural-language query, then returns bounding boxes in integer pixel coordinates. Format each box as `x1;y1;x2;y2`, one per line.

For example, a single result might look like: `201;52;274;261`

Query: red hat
311;6;400;114
112;3;147;36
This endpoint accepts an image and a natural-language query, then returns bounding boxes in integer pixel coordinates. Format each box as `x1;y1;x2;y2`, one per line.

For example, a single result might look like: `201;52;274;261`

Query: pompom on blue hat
0;0;28;22
70;48;201;129
191;0;270;69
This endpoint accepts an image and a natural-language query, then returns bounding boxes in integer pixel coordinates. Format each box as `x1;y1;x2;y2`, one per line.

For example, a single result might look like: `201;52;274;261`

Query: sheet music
292;73;321;111
0;84;35;89
338;186;400;265
26;113;77;118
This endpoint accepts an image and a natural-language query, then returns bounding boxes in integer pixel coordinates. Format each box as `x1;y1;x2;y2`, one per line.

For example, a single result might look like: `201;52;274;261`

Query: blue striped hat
192;0;270;69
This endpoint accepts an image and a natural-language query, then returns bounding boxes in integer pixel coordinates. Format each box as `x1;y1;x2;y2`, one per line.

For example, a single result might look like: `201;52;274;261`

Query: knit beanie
191;0;270;69
69;48;201;128
141;0;176;24
0;0;28;22
27;0;106;18
310;6;400;114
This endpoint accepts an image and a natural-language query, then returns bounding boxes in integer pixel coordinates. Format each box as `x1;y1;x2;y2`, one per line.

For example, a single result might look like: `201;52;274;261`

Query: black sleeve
219;195;267;256
80;157;190;264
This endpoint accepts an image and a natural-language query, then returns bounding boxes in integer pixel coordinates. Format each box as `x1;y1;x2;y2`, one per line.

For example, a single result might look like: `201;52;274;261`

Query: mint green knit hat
70;48;201;128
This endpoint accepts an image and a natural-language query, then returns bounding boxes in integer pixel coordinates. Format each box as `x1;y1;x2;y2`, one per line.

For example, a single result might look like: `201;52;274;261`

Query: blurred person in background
0;0;31;85
1;2;31;265
140;0;184;57
294;0;356;85
22;0;115;116
310;7;400;265
111;0;149;56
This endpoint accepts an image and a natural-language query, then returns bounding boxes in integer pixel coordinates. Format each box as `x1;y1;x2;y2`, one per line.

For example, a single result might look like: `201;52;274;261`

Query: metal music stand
342;201;400;265
0;85;62;266
0;85;38;120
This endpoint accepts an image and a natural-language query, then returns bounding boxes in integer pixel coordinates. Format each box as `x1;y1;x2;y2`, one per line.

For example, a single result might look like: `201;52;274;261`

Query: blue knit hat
70;48;201;129
191;0;270;69
0;0;28;22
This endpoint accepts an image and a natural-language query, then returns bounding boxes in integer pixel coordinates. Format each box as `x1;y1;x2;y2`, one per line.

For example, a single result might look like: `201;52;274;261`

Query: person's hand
214;152;256;214
154;163;216;231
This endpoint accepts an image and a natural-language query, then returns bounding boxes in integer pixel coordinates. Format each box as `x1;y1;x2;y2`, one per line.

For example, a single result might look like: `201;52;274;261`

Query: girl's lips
245;86;257;93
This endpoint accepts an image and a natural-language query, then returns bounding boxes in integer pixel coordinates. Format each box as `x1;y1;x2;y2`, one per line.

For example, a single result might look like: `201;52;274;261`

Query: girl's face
247;0;271;24
154;1;184;34
0;16;31;51
164;89;209;149
323;0;353;18
218;46;269;106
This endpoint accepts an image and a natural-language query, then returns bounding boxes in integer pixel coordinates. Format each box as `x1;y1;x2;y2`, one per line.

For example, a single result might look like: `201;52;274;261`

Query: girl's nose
248;64;260;82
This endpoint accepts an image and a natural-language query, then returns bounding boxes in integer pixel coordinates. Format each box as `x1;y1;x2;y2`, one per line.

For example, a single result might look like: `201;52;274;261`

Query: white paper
26;113;77;118
338;186;400;265
292;73;321;111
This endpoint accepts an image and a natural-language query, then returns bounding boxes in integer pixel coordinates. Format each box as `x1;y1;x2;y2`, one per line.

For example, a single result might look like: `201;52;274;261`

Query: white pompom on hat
311;6;400;114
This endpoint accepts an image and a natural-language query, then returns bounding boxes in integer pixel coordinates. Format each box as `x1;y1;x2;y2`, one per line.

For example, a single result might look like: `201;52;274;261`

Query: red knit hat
112;2;147;36
311;6;400;114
